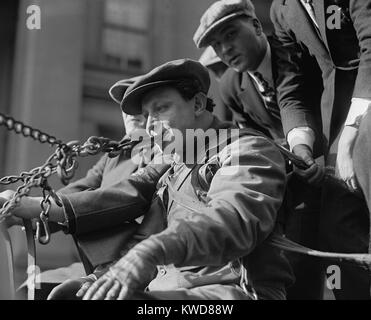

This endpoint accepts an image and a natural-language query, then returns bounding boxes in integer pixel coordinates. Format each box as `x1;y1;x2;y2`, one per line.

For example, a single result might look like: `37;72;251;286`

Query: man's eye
156;105;168;113
225;30;236;40
212;41;221;52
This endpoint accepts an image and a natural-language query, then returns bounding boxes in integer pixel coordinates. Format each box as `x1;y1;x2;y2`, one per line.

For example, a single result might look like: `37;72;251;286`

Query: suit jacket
270;0;371;163
219;67;284;141
219;37;323;147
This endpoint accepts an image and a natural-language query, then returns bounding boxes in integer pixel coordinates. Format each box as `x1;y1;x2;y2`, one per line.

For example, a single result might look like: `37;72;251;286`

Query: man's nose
146;116;158;136
146;117;153;134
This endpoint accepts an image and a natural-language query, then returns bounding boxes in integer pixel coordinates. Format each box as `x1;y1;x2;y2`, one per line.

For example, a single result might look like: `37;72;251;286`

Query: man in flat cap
194;0;324;299
78;58;294;300
2;77;171;298
270;0;371;299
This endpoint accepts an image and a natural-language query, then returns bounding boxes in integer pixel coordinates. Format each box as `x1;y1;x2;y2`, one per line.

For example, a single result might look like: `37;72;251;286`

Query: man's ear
252;18;263;36
194;92;207;116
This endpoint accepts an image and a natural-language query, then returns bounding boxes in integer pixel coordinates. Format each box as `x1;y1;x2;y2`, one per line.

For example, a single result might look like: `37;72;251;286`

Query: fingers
295;164;317;179
117;286;131;300
82;276;131;300
350;177;358;191
306;164;325;185
104;280;122;300
292;144;314;166
0;190;15;200
294;162;324;187
76;281;93;298
336;153;358;192
47;279;83;300
83;277;115;300
345;176;359;192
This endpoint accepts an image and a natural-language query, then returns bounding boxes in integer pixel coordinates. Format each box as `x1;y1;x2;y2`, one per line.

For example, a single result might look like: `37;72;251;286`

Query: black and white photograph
0;0;370;308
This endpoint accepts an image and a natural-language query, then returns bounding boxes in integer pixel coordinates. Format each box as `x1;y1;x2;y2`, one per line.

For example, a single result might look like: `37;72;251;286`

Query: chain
0;112;65;147
0;137;141;220
0;113;144;244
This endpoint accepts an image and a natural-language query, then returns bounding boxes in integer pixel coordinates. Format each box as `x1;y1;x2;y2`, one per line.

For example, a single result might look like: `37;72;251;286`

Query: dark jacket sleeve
58;155;107;195
350;0;371;99
58;159;170;236
269;0;318;136
146;135;287;267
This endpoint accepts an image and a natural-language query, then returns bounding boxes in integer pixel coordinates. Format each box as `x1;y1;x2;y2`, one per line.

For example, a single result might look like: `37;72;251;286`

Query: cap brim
121;80;179;115
197;11;246;48
109;84;127;104
109;76;142;105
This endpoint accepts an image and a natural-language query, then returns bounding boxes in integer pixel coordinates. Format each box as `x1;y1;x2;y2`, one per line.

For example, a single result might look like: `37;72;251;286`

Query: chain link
0;113;144;244
0;112;65;147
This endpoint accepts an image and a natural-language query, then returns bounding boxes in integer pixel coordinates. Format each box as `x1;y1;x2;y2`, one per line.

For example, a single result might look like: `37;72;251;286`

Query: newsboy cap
121;59;210;115
109;75;142;105
199;46;223;67
193;0;257;48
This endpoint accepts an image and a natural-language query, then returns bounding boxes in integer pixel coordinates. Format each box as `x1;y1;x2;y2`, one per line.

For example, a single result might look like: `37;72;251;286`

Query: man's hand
82;243;159;300
48;276;96;300
0;190;15;202
0;190;65;222
1;195;41;220
292;144;324;186
0;193;23;227
0;190;38;219
337;126;359;191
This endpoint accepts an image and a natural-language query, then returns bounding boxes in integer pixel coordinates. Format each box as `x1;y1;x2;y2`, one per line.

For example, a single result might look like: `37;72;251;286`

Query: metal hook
35;213;51;245
36;197;51;245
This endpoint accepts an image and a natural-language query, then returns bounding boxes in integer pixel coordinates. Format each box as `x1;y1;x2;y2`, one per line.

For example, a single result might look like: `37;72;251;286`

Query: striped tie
253;72;281;121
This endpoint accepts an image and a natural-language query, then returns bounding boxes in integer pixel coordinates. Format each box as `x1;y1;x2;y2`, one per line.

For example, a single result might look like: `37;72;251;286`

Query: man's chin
232;63;248;73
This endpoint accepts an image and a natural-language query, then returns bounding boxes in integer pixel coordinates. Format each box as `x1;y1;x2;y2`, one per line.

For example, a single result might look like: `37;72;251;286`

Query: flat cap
109;76;142;105
199;46;223;67
193;0;257;48
121;59;210;115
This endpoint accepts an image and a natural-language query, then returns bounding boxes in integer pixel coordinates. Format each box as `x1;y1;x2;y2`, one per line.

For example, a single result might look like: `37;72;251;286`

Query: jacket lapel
238;73;276;127
312;0;331;51
283;0;329;57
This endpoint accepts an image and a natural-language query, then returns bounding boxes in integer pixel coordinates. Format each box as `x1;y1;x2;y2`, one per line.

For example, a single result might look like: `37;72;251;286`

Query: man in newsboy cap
80;58;294;300
4;76;171;299
194;0;325;299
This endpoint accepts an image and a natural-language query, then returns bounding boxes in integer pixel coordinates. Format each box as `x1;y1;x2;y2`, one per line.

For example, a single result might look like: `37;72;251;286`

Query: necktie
253;71;281;120
302;0;319;29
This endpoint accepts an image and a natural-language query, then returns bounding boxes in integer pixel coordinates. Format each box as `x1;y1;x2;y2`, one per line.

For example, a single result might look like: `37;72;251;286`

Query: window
101;0;151;72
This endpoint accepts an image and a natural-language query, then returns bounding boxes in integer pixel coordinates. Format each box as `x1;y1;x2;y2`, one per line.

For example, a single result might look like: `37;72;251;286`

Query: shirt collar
250;42;272;82
242;42;272;90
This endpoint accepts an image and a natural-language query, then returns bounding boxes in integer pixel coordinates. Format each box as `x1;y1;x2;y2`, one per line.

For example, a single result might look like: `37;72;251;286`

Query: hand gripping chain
0;112;141;244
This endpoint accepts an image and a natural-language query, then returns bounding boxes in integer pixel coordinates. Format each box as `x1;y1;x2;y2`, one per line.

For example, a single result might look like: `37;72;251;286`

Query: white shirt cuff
344;98;371;126
287;127;315;151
